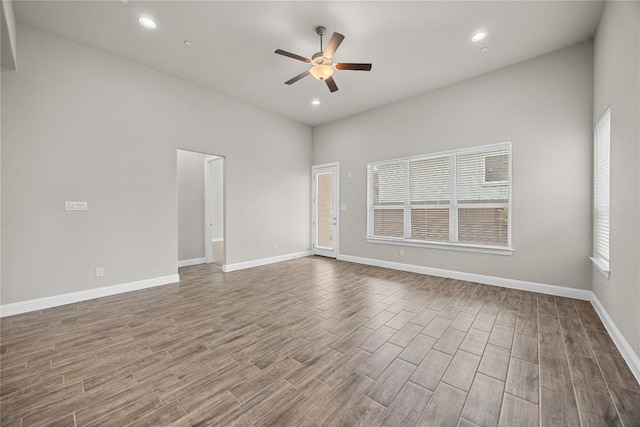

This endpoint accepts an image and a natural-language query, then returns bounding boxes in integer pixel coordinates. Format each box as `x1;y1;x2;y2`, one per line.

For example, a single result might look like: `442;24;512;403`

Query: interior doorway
312;163;339;258
176;149;225;269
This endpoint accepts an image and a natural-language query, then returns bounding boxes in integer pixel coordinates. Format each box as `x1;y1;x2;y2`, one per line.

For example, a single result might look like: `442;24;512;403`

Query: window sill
366;237;514;256
590;257;610;279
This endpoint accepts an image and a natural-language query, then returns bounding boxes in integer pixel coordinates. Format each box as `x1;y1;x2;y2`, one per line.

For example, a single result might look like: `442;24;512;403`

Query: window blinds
594;108;610;263
373;162;405;205
410;156;450;241
372;162;405;238
456;146;510;246
368;143;511;248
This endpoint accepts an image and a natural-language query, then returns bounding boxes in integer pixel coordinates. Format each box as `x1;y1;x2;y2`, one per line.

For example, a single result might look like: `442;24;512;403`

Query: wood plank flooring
1;256;639;426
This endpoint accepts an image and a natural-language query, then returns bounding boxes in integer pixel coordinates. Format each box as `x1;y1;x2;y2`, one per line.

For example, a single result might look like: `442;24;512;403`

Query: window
591;108;610;277
484;153;509;183
368;142;512;253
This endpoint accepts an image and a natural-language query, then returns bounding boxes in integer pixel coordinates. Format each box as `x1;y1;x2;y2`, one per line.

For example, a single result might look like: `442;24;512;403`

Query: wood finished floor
1;256;639;426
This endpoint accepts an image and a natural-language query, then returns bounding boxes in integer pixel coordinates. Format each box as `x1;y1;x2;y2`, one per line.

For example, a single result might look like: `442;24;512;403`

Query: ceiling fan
274;26;372;93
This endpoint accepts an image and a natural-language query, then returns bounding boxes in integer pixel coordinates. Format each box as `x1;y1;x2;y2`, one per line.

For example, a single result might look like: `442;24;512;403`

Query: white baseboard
337;253;639;385
212;237;224;243
222;250;312;272
337;254;592;300
0;274;180;318
177;257;206;267
591;294;640;384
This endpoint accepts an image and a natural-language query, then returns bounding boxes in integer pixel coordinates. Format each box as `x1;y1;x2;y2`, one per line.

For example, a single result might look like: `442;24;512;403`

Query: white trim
366;237;513;256
204;157;213;264
222;251;312;272
337;254;591;300
591;294;640;384
368;141;512;166
0;274;180;318
311;162;339;259
178;257;206;267
203;155;224;265
590;256;610;279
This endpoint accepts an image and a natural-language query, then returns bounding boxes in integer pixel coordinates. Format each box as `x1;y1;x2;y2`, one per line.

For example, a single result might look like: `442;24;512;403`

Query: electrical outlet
96;267;104;277
399;249;405;257
273;244;277;251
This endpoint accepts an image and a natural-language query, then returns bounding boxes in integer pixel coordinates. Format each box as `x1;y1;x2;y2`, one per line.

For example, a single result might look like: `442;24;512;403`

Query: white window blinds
368;142;511;250
373;162;405;205
410;156;450;241
593;108;610;265
457;146;510;246
372;161;406;238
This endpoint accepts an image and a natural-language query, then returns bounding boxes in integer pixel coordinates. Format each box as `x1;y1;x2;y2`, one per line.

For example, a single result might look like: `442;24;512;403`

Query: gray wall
177;150;206;262
313;42;594;290
592;1;640;356
1;25;311;304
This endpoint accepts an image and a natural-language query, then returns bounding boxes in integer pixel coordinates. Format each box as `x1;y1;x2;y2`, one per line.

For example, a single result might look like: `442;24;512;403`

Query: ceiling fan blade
284;70;311;85
275;49;311;63
335;63;372;71
325;76;339;92
323;32;345;59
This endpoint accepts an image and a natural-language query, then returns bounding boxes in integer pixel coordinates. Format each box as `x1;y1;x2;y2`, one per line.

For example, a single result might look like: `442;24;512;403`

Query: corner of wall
591;0;640;360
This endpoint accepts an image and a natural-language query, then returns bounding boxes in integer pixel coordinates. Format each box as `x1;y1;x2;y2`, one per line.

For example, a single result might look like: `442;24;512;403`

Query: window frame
590;107;611;278
366;142;513;255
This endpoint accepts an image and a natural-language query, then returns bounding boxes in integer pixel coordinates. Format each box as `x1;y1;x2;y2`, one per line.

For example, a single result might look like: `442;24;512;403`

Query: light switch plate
65;201;87;211
340;204;347;211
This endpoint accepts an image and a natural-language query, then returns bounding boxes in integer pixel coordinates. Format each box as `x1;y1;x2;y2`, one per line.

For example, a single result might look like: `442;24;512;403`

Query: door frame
311;162;339;258
204;155;224;264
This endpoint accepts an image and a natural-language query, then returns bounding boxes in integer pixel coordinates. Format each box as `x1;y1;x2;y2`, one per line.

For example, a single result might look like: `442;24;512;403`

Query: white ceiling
13;1;604;127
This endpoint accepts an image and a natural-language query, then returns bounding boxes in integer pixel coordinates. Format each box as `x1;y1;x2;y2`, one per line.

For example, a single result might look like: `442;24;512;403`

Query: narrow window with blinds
367;142;512;253
591;108;610;276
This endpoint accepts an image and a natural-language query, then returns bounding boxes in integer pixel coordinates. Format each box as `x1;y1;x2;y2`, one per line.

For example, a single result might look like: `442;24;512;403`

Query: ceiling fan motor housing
312;52;332;65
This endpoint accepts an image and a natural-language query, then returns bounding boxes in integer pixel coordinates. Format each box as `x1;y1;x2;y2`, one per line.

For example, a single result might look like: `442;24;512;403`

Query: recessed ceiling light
472;31;487;42
139;17;157;29
184;40;192;47
480;47;488;53
311;100;321;106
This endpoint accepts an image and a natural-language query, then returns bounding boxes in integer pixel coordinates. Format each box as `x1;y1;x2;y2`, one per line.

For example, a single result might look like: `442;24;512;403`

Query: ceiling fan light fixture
310;64;333;80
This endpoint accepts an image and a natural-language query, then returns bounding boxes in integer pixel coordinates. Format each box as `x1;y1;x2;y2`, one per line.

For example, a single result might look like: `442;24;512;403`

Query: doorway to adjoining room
177;149;225;269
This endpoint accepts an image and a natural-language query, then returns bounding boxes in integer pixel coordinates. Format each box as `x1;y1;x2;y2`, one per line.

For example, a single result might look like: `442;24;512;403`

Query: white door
312;163;338;258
